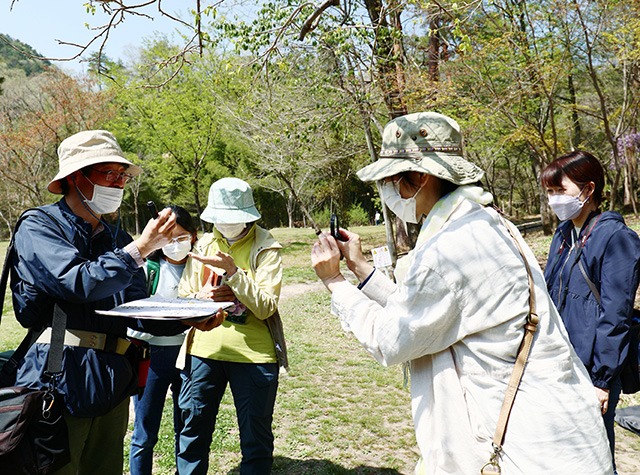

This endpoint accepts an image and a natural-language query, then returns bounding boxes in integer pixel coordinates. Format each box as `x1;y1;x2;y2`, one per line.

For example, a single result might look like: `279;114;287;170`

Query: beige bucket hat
356;112;484;185
200;177;262;224
48;130;143;194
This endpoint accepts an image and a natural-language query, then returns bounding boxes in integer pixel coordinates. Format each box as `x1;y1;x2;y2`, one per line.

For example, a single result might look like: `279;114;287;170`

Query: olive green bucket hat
201;177;262;224
356;112;484;185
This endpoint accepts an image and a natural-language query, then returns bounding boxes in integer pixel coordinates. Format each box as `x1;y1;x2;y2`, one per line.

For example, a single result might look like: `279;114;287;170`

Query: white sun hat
48;130;143;194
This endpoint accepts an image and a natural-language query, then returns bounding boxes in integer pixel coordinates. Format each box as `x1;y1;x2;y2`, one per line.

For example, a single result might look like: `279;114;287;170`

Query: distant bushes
346;203;369;226
313;203;370;228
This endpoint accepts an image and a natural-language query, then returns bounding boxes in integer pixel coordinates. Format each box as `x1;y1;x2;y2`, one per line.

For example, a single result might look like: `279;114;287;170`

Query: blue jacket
544;210;640;389
11;199;184;416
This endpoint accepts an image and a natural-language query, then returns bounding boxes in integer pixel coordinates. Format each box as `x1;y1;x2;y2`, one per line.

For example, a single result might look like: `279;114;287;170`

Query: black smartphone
147;201;159;219
330;214;347;241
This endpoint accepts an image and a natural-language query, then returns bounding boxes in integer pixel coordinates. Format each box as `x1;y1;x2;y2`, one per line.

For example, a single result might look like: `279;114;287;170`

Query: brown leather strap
482;216;539;474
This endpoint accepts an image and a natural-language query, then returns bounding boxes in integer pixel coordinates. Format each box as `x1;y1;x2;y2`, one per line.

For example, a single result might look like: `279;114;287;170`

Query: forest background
1;0;640;246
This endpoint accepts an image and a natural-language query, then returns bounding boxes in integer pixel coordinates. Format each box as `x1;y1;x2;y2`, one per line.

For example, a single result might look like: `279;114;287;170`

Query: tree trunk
286;194;295;228
533;160;554;235
568;71;581;147
277;171;320;234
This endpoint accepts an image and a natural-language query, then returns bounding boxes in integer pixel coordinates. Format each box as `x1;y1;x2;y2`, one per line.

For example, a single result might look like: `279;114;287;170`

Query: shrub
312;208;331;228
347;203;370;226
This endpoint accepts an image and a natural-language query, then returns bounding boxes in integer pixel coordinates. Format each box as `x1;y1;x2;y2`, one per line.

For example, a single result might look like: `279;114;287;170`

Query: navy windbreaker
10;199;184;416
544;210;640;390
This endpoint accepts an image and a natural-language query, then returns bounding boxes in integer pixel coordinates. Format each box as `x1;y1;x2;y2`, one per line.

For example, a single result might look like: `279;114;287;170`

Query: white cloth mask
381;178;422;224
162;240;192;262
215;223;247;240
548;188;587;221
80;178;124;215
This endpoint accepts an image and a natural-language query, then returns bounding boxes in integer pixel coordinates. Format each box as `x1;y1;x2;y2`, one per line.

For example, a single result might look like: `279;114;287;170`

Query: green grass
3;220;640;473
123;290;415;475
271;225;390;286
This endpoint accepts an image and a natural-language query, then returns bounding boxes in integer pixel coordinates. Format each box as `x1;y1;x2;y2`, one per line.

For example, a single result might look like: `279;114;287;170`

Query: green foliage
312;208;331;229
0;34;51;76
346;203;370;227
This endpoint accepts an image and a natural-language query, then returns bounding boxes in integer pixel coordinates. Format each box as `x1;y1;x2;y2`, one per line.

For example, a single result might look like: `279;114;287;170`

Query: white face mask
79;176;124;215
162;239;192;262
548;188;587;221
381;178;422;224
215;223;247;240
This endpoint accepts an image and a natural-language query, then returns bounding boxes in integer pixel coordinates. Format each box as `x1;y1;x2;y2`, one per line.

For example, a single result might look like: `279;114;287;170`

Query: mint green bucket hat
201;177;262;224
356;112;484;185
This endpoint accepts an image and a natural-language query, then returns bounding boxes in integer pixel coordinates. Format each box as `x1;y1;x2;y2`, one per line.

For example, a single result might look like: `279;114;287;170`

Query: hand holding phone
147;201;159;219
330;214;347;241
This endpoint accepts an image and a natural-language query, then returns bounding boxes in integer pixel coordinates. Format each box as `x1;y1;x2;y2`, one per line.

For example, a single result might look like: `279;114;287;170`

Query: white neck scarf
394;186;493;283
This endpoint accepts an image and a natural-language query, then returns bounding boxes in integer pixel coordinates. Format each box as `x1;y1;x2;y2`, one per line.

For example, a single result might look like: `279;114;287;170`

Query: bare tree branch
298;0;340;41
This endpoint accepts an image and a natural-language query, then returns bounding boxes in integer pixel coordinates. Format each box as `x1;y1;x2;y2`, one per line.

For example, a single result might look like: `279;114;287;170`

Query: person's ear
69;170;84;184
417;173;431;187
586;182;596;202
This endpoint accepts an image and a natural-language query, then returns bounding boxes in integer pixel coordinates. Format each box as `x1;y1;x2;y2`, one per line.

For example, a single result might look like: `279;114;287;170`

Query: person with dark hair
10;130;221;475
128;205;198;475
542;150;640;473
310;113;612;473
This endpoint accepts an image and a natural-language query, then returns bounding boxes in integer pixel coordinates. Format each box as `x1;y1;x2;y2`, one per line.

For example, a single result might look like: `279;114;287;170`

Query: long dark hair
541;151;604;206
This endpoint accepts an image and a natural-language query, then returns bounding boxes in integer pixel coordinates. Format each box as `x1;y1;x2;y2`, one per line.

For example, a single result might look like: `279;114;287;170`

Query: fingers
188;251;234;269
211;285;236;302
188;310;225;331
339;228;359;241
316;231;340;255
156;209;176;232
188;252;208;263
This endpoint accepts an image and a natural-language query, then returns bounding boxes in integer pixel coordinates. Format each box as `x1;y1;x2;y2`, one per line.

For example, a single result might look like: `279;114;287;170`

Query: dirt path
279;281;640;473
280;281;324;301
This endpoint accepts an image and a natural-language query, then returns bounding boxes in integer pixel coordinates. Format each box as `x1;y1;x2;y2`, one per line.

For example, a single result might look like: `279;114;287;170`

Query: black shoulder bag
0;209;70;474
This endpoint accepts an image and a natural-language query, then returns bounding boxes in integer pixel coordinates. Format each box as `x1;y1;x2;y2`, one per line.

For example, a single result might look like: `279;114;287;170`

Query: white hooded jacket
331;193;612;474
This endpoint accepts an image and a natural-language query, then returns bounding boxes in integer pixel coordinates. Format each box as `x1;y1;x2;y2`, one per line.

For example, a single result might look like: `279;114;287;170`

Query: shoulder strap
0;207;67;386
46;304;67;377
578;260;601;305
482;215;539;474
0;207;67;324
576;214;602;305
146;258;161;296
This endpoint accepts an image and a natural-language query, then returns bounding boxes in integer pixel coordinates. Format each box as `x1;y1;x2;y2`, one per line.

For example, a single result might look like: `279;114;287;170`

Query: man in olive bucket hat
311;112;612;474
10;130;221;474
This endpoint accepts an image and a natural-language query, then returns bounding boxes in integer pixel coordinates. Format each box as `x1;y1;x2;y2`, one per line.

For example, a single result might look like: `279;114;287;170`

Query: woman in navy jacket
542;150;640;472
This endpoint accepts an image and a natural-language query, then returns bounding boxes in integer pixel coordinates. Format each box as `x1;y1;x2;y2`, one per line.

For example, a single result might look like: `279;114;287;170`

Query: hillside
0;33;51;77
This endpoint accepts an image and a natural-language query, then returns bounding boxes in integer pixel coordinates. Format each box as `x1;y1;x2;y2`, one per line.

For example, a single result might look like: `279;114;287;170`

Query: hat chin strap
71;176;120;248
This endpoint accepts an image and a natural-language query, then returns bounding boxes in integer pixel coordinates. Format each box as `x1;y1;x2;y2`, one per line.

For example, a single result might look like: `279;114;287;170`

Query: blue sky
0;0;191;73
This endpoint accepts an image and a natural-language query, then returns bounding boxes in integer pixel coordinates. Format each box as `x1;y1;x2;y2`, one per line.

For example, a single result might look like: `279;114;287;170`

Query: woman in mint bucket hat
200;177;262;224
177;176;286;474
311;111;612;474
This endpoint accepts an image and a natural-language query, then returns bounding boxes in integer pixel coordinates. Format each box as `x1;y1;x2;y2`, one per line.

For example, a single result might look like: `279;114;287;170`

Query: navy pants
177;355;279;475
130;344;183;475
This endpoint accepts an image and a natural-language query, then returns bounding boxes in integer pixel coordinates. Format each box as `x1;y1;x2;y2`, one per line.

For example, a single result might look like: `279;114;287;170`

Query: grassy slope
2;219;640;473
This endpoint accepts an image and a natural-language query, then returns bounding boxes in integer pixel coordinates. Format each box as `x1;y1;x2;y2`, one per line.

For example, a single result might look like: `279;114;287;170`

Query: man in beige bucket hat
10;130;221;474
311;112;613;474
